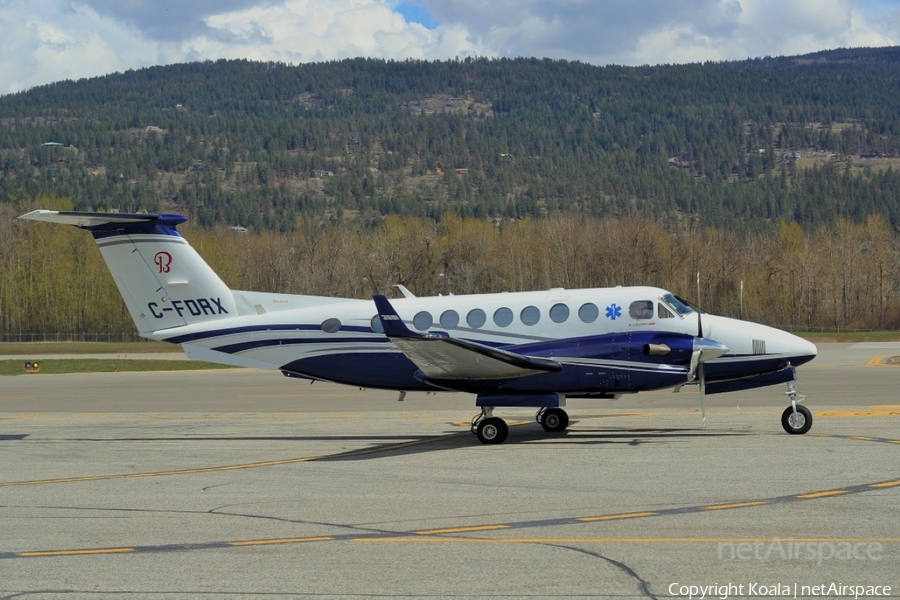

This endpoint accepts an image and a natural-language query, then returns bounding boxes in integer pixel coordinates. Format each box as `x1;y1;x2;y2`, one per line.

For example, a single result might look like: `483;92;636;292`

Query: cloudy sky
1;0;900;96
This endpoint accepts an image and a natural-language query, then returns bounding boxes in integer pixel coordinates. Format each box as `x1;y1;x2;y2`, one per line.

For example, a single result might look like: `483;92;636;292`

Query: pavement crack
208;507;412;536
0;592;76;599
540;543;659;600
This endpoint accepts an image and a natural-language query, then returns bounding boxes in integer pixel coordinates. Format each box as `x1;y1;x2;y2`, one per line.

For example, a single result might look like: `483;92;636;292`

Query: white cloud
0;0;483;95
616;0;898;65
0;0;898;96
423;0;900;65
0;1;157;95
192;0;482;62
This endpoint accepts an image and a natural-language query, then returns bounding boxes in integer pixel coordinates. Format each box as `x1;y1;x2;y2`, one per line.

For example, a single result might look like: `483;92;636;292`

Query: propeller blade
688;349;702;381
699;362;706;426
696;272;703;338
694;273;710;426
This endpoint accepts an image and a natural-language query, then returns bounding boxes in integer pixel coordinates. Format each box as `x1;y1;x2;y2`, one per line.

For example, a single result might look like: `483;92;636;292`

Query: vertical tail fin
18;210;237;334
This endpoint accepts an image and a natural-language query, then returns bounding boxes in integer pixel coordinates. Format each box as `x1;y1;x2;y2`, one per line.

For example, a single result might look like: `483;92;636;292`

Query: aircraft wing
373;295;562;380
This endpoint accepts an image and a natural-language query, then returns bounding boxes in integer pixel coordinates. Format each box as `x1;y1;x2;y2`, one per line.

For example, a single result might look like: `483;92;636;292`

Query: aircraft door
577;332;629;393
611;332;631;391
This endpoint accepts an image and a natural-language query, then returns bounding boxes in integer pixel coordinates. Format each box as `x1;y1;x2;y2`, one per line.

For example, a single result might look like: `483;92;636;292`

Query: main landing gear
471;406;570;444
536;407;569;432
781;378;812;435
471;407;508;444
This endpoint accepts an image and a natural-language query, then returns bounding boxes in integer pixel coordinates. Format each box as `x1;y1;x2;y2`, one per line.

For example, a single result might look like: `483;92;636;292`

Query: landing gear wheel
539;408;569;432
781;405;812;435
476;417;509;445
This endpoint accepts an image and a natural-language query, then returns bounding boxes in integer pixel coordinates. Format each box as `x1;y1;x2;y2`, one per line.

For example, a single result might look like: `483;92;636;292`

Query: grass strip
0;359;235;376
792;331;900;343
0;341;175;355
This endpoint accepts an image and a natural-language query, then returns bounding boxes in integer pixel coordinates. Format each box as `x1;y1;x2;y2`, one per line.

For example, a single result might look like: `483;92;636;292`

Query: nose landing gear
781;377;812;434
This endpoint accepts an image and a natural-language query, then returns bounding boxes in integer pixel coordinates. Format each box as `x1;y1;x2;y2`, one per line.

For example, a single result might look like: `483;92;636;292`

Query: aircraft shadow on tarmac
19;424;753;461
325;424;754;460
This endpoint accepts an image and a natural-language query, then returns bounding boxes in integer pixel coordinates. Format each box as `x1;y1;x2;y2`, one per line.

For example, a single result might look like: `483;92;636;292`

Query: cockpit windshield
661;293;693;317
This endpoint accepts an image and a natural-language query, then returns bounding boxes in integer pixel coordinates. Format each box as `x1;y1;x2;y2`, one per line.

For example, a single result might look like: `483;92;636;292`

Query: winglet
373;294;418;338
393;284;416;298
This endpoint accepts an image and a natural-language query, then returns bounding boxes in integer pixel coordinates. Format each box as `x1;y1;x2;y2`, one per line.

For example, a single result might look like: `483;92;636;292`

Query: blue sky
396;1;438;29
1;0;900;96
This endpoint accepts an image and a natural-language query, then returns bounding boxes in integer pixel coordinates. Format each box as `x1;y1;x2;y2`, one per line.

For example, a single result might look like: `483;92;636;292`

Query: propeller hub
692;337;729;361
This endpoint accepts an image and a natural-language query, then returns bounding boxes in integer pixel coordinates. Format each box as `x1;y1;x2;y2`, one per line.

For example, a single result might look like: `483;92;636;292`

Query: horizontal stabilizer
373;294;561;380
18;210;187;231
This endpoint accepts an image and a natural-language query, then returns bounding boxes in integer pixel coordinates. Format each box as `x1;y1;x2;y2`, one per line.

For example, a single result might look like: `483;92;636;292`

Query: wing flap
373;295;561;380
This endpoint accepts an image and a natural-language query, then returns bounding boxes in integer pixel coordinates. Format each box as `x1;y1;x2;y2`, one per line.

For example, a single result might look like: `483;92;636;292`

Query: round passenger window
370;315;384;333
321;318;342;333
579;303;599;323
493;307;513;327
549;303;570;323
413;311;433;331
440;310;459;329
467;308;486;329
520;306;541;326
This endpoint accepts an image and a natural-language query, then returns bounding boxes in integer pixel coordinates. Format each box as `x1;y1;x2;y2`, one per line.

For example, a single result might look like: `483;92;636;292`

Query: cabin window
370;315;384;333
493;307;513;327
321;318;342;333
629;300;654;320
440;310;460;329
413;311;433;331
550;303;570;323
658;303;674;319
521;306;541;326
467;308;486;329
578;303;599;323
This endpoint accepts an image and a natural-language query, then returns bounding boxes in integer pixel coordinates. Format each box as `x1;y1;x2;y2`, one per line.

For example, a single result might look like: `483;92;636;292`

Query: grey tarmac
0;343;898;598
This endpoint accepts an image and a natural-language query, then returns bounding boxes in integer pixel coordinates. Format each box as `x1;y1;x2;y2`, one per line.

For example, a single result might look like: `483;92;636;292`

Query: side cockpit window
661;293;693;317
629;300;654;320
658;303;675;319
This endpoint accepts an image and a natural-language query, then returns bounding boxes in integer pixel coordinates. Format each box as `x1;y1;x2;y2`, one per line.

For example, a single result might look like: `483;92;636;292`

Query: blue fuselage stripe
164;324;375;345
213;337;391;354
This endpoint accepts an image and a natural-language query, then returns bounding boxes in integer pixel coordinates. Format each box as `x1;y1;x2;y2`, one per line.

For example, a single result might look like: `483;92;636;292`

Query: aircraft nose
790;336;817;361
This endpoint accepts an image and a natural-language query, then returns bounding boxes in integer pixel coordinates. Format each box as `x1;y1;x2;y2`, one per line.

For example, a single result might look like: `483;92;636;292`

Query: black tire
781;405;812;435
540;408;569;432
476;417;509;444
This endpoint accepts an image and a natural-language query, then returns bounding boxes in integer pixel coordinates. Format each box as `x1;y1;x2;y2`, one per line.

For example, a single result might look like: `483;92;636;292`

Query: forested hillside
4;50;900;335
3;50;900;229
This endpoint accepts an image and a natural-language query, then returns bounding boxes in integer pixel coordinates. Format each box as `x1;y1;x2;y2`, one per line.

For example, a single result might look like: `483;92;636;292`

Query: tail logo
154;251;172;273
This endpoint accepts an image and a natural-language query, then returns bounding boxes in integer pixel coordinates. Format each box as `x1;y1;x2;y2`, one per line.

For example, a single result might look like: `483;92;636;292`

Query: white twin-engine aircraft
20;210;818;444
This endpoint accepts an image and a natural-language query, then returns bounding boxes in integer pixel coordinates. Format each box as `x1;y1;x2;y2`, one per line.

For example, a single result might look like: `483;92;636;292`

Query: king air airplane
20;210;818;444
